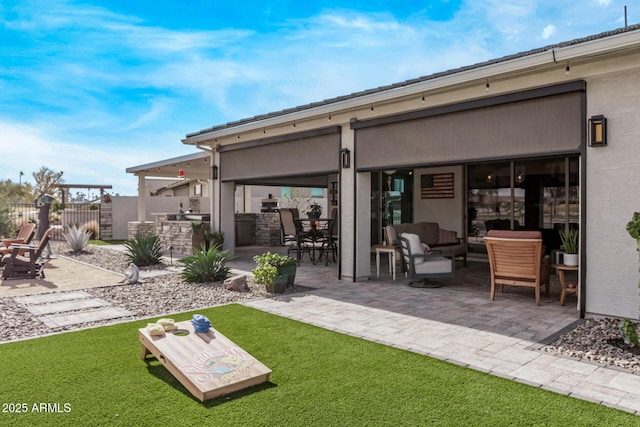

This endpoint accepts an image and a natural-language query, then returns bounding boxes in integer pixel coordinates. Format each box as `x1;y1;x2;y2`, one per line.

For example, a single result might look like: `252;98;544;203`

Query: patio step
26;298;111;316
14;291;94;305
38;307;134;328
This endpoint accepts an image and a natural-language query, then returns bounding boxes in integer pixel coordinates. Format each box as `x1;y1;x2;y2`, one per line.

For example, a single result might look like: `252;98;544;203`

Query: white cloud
0;120;189;195
125;97;174;130
541;24;556;39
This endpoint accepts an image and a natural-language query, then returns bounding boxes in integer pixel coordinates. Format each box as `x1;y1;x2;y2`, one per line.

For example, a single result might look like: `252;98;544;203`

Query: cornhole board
139;320;271;401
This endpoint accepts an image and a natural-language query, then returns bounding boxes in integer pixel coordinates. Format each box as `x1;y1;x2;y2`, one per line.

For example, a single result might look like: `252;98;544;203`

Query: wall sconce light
340;148;351;169
485;80;490;92
516;170;525;183
588;115;607;147
565;62;570;76
211;165;219;180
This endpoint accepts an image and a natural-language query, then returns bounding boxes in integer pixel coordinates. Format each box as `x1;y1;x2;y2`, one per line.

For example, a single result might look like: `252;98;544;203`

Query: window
310;188;323;198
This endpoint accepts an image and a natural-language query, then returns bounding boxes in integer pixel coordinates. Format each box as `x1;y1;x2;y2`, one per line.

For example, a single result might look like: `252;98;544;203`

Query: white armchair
398;233;455;288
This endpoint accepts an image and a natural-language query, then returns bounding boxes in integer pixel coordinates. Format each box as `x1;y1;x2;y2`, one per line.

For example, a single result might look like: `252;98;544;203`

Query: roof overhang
182;26;640;145
126;151;212;180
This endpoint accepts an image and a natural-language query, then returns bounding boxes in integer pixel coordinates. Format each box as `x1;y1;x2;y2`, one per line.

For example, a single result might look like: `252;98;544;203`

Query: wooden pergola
56;184;113;208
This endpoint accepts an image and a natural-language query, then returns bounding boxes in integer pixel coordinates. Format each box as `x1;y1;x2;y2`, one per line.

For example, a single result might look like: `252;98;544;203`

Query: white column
244;185;251;213
355;171;372;280
220;181;236;255
211;151;220;233
137;174;146;222
339;126;356;280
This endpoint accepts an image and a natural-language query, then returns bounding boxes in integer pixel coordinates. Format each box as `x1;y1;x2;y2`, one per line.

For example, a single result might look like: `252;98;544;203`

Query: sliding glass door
467;156;579;254
371;170;414;245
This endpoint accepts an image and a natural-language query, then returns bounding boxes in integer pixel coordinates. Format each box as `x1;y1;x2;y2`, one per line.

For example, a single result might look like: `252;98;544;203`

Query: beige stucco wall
585;67;640;319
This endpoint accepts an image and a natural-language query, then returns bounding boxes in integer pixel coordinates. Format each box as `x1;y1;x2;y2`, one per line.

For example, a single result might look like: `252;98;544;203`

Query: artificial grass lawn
88;240;126;246
0;305;636;427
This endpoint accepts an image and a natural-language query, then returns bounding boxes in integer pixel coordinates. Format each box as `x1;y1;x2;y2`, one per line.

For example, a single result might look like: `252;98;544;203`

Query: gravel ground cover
0;242;304;342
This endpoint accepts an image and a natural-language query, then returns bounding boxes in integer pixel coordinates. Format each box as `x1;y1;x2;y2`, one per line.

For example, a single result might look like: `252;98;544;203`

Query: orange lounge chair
484;230;550;306
1;223;36;254
1;228;53;280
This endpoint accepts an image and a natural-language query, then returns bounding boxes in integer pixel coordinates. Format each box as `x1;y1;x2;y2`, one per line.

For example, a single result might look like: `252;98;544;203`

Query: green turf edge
88;240;126;246
0;304;636;427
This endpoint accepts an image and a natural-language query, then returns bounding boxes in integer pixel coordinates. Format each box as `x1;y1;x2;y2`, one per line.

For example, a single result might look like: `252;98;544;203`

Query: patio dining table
293;217;334;265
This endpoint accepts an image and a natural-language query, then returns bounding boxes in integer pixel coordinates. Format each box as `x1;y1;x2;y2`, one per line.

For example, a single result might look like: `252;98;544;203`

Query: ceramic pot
563;253;578;266
280;263;297;286
265;274;288;293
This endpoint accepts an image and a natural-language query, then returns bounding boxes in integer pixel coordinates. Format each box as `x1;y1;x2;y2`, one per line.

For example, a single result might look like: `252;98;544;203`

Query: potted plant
279;255;298;286
559;228;579;266
252;262;287;293
306;202;322;219
252;252;295;293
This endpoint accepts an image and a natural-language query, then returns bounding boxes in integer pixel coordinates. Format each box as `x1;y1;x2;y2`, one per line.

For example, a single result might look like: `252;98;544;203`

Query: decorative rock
224;275;248;291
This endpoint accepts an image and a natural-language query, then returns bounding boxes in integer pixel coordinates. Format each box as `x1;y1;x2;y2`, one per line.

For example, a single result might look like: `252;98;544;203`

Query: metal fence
6;203;101;241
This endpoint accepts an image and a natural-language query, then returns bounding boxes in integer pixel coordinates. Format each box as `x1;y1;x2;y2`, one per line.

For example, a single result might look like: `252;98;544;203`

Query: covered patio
230;245;579;344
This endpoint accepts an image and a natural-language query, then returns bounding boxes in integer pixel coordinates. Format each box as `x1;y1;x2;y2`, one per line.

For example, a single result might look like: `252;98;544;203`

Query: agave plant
124;234;164;267
63;225;92;253
180;245;232;283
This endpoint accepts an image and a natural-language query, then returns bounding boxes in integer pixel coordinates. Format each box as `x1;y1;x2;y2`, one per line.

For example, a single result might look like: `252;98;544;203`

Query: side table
552;264;579;306
372;244;397;280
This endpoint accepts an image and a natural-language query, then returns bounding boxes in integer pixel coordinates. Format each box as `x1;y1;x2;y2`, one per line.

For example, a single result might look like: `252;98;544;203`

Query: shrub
124;234;163;267
180;245;232;283
63;225;92;253
252;262;277;285
82;220;99;239
622;212;640;347
253;252;296;270
0;207;12;238
190;221;224;251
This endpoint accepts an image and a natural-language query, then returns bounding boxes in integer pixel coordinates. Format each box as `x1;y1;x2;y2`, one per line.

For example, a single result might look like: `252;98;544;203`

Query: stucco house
181;24;640;320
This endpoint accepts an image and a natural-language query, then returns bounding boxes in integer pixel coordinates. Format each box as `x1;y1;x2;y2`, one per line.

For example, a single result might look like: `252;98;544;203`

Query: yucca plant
180;245;232;283
63;225;92;253
124;234;163;267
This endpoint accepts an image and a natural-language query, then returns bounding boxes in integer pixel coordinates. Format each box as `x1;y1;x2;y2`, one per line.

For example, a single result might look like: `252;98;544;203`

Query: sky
0;0;633;196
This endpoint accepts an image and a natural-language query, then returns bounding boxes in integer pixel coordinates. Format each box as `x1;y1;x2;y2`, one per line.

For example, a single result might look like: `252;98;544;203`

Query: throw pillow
400;232;425;264
438;229;459;245
421;243;432;254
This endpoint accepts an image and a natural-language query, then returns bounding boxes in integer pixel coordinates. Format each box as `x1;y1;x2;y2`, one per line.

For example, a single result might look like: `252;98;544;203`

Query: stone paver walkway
245;293;640;414
14;290;133;328
231;247;640;415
